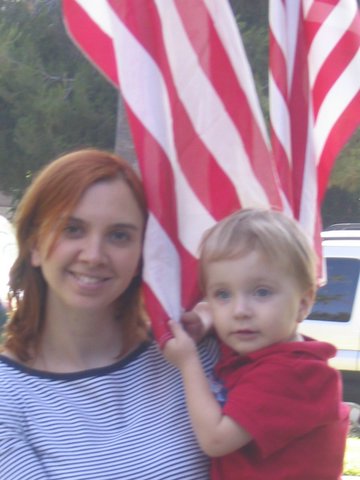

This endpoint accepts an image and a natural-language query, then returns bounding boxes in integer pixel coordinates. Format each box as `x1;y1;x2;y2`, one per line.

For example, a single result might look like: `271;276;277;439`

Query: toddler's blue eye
254;288;272;297
214;289;231;300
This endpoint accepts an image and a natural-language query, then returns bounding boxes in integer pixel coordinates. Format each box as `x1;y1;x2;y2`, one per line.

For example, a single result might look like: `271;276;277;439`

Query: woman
0;149;217;479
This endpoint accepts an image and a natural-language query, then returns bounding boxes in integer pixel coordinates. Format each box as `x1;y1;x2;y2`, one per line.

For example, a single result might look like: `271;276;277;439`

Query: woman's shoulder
0;350;19;373
146;333;219;366
197;334;219;366
120;334;219;387
0;354;24;412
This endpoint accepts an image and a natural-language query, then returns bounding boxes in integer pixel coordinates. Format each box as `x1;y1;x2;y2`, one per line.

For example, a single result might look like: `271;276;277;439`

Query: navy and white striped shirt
0;337;218;479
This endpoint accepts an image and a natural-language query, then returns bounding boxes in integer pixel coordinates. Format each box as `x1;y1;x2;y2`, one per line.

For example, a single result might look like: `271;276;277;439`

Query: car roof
322;224;360;241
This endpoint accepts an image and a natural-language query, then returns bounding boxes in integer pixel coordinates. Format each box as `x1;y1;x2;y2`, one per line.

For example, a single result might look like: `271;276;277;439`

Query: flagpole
114;93;139;170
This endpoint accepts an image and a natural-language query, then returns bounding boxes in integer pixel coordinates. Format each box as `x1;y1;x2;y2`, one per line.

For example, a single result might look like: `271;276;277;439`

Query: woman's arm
163;321;252;457
0;424;49;479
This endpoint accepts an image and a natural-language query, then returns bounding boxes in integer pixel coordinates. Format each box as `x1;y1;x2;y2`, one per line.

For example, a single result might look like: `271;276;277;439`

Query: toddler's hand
163;320;198;369
180;301;213;343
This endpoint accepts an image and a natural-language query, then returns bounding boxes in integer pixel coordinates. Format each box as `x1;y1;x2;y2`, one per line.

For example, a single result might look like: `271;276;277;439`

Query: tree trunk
114;94;139;170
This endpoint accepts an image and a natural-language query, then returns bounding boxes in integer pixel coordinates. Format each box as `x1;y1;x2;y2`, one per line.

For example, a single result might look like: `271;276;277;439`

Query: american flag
62;0;359;344
269;0;360;268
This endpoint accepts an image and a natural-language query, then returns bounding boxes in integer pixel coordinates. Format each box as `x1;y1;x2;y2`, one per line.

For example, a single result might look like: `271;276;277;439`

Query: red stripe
142;284;173;348
270;126;294;206
126;109;180;247
179;243;202;309
128;106;206;310
269;23;294;206
311;18;360;118
304;1;335;45
110;0;241;220
287;10;309;218
62;0;119;86
171;108;242;220
269;29;288;100
176;0;282;208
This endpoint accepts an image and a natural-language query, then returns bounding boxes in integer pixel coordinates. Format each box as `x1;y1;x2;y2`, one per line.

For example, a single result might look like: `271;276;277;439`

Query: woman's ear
297;288;315;323
30;244;42;267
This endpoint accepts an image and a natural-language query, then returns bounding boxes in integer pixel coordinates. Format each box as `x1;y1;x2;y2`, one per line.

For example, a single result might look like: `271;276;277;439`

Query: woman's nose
78;236;105;264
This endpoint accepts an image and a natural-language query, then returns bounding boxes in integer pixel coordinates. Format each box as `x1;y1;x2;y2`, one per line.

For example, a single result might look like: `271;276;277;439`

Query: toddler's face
205;250;313;356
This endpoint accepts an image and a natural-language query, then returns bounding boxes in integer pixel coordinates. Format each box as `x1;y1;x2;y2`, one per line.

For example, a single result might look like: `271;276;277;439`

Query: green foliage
322;187;360;228
230;0;269;118
0;0;117;201
0;0;359;225
330;129;360;193
322;130;360;227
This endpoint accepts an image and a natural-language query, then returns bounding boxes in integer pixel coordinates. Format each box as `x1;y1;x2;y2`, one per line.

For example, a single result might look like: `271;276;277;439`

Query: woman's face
31;178;144;318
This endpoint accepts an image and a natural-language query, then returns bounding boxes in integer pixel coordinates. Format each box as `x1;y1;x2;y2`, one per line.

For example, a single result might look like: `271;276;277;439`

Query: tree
0;0;358;226
329;129;360;193
321;129;360;227
0;0;117;201
322;186;360;228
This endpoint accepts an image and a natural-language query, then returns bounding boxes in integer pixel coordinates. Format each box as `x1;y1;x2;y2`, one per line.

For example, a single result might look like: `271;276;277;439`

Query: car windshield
308;257;360;323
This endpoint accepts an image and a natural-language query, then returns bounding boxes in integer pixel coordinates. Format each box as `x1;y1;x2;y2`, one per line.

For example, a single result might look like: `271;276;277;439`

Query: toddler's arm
163;321;252;457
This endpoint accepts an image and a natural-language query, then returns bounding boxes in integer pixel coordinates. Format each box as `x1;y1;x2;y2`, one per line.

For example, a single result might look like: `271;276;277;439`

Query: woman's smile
68;270;112;288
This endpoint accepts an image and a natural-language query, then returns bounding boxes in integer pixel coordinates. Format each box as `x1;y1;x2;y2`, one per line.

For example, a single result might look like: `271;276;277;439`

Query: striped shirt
0;337;218;479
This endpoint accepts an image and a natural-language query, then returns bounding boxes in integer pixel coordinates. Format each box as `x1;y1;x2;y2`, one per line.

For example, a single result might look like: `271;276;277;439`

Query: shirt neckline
0;340;152;380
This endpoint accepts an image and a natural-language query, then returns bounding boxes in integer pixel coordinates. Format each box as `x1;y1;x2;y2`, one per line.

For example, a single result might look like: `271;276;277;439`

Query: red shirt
211;338;349;480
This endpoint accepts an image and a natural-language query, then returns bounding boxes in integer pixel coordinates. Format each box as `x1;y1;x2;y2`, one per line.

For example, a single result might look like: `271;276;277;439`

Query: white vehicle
0;215;17;307
300;224;360;405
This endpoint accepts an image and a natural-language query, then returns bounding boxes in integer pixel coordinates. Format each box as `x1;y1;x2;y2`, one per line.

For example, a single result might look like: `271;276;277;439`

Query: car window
307;258;360;323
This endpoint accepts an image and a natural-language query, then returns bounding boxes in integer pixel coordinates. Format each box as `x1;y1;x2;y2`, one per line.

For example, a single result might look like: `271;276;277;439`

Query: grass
343;436;360;476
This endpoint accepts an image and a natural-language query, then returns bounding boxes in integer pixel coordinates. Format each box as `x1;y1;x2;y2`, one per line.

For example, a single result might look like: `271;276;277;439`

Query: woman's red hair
2;149;149;362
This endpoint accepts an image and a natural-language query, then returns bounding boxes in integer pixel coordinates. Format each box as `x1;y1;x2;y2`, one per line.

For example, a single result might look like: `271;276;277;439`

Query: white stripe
269;0;301;106
284;0;301;89
269;73;292;164
108;11;216;255
307;0;357;87
155;1;271;208
299;109;318;240
143;214;182;320
302;0;313;17
72;0;113;37
204;0;270;144
314;50;360;161
269;0;287;57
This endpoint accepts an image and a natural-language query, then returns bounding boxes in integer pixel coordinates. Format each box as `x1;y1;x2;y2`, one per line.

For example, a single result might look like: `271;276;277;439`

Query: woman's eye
63;224;83;237
109;230;130;243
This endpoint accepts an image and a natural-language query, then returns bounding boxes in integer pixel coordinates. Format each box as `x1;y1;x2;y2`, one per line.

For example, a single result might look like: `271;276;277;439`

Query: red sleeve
222;358;342;458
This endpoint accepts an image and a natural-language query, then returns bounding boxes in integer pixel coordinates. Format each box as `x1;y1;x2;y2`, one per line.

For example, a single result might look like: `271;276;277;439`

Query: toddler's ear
297;288;315;323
